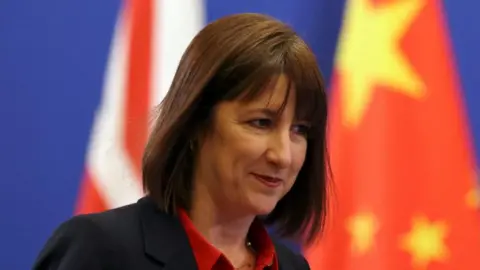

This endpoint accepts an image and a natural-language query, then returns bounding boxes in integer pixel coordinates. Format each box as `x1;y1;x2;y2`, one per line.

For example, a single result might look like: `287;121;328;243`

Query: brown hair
142;13;330;245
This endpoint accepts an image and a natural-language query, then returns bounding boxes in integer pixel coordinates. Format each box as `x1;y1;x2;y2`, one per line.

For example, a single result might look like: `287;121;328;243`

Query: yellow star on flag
400;215;449;269
465;187;480;209
346;212;379;255
336;0;426;127
465;170;479;209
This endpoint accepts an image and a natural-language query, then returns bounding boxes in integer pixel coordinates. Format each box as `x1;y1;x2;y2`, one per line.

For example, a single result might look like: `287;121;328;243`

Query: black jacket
33;196;310;269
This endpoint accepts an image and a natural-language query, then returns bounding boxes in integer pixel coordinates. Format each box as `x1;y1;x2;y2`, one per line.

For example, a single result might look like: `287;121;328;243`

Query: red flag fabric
305;0;480;269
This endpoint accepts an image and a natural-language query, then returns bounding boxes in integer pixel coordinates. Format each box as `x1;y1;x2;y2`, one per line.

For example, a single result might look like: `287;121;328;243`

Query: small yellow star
465;187;480;209
346;212;379;255
337;0;426;127
400;215;449;269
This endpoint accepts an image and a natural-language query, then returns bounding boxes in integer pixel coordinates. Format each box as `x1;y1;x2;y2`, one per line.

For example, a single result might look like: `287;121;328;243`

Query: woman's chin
246;197;279;216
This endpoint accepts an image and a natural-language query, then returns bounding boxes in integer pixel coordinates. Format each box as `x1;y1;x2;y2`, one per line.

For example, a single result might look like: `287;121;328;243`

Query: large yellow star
400;215;449;269
337;0;426;127
346;212;379;255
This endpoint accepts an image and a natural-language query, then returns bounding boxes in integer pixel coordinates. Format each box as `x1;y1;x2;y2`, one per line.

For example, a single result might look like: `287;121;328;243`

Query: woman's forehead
232;73;320;122
231;77;290;114
239;74;292;102
255;75;294;106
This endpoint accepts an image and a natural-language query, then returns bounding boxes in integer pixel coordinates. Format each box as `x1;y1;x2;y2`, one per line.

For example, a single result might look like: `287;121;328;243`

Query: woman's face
194;74;309;216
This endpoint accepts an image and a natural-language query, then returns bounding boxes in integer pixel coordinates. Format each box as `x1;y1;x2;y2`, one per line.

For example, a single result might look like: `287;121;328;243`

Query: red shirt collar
178;209;278;270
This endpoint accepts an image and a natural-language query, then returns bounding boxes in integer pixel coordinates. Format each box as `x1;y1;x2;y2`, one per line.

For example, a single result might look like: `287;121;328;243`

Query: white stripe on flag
85;1;205;209
86;6;144;209
151;0;205;106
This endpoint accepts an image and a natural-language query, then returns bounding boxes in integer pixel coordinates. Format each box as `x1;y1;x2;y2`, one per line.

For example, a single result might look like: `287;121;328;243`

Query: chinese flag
305;0;480;269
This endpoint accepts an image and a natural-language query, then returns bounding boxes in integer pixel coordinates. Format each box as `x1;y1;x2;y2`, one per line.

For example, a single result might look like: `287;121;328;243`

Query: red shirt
178;209;278;270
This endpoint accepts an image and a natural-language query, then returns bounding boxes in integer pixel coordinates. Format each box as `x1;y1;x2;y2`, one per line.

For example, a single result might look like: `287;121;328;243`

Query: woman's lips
252;173;283;188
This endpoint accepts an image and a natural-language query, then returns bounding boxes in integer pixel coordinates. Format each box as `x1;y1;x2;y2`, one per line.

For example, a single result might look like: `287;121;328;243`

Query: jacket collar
137;196;290;270
138;196;198;270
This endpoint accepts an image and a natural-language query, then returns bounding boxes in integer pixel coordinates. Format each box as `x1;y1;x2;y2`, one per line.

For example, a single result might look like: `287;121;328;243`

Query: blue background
1;1;478;269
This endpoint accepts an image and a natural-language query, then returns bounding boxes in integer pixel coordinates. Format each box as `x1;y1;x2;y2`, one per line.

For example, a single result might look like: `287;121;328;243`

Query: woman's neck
189;192;253;250
188;181;256;263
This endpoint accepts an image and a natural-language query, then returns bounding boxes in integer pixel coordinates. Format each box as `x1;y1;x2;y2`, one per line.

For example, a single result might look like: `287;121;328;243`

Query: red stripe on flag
74;0;154;214
123;0;153;179
75;170;107;214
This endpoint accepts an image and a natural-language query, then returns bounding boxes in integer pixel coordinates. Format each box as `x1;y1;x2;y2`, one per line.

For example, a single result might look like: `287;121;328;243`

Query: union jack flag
75;0;204;214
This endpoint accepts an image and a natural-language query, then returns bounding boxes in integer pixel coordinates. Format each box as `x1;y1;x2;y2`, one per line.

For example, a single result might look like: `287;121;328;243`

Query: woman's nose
265;131;292;169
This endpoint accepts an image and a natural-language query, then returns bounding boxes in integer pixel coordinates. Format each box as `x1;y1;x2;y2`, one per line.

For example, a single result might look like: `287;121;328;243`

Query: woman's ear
192;127;208;151
189;124;207;154
189;100;219;156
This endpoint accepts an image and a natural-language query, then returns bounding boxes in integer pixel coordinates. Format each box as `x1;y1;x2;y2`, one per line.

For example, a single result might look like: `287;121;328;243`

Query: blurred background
1;0;480;269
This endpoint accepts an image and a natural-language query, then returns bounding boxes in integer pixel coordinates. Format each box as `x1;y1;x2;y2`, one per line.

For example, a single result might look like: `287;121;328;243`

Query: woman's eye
249;119;272;128
292;124;310;137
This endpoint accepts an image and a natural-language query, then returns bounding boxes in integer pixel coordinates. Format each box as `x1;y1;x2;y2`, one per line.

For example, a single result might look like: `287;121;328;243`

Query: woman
33;13;330;270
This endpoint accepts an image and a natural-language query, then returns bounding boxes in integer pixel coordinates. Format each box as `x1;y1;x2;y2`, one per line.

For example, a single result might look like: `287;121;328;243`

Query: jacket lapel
137;197;302;270
138;197;198;270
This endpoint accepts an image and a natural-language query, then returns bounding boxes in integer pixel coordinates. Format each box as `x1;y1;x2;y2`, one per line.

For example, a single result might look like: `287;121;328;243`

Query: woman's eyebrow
246;108;280;117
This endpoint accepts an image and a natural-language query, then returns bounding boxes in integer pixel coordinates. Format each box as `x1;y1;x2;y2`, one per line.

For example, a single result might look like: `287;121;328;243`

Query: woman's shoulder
272;239;311;270
54;199;143;243
32;200;146;269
